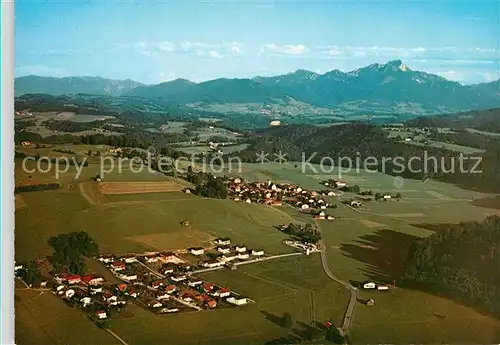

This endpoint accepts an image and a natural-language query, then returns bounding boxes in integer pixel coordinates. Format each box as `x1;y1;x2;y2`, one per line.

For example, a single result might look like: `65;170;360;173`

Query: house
163;263;177;274
111;261;126;271
99;255;114;263
366;298;375;306
40;281;47;288
65;275;81;284
109;147;123;154
65;289;75;299
202;283;215;292
80;297;92;306
127;289;138;298
383;194;392;200
102;291;117;303
156;292;170;300
96;310;107;319
207;299;217;308
235;245;246;253
14;264;23;271
144;254;159;263
180;292;196;302
188;279;203;287
300;204;310;210
377;285;389;291
335;181;347;188
251;249;264;256
182;188;191;194
171;274;187;282
350;201;362;208
238;252;250;260
118;273;138;282
222;253;238;262
227;297;248;305
214;238;231;246
213;287;231;298
160;307;179;313
363;282;376;289
189;247;205;256
159;252;185;264
121;255;137;263
82;275;104;286
217;246;231;254
150;280;163;289
148;300;163;308
203;260;224;268
165;285;177;294
116;283;128;293
21;141;36;148
90;286;102;294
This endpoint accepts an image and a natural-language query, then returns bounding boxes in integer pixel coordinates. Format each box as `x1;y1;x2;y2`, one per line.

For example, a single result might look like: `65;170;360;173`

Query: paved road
316;221;359;337
106;329;130;345
190;252;304;275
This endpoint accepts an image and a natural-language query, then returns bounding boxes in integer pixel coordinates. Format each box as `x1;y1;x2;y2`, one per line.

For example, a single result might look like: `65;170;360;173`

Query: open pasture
109;256;349;345
99;180;184;195
15;289;120;345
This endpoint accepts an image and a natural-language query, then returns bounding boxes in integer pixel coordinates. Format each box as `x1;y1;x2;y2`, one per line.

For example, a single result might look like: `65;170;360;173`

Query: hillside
403;216;500;316
15;75;143;97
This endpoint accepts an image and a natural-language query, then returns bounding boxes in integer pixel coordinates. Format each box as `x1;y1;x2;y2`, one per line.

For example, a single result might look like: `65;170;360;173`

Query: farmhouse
238;252;250;260
350;201;362;208
80;297;92;307
21;141;36;148
377;285;389;291
383;194;392;200
363;282;376;289
366;298;375;306
222;253;238;262
127;289;139;298
160;307;179;314
99;255;114;263
202;283;215;292
144;254;160;263
90;286;103;294
156;291;170;300
117;273;138;282
64;289;75;299
14;264;23;271
189;247;205;256
150;280;163;289
148;300;163;308
227;297;248;306
335;181;347;188
207;299;217;308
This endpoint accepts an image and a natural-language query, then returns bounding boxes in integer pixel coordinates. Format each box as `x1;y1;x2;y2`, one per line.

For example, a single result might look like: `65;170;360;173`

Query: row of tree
282;223;322;244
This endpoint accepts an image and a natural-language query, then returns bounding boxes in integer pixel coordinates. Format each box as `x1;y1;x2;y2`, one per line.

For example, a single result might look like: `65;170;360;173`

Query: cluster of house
189;238;265;268
52;272;131;321
362;281;390;291
227;179;337;219
108;147;123;154
20;140;36;148
146;276;248;311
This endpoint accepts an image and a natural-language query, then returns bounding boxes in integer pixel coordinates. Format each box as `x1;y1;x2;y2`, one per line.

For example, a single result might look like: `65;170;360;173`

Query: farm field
15;289;121;345
15;188;296;260
109;255;348;345
99;180;183;194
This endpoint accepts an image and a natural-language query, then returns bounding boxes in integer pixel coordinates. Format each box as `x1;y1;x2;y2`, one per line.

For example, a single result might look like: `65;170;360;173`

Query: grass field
15;289;121;345
108;255;348;345
15;189;296;260
99;181;183;194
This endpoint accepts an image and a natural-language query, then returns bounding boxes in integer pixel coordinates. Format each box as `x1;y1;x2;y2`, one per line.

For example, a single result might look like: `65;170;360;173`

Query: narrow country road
316;221;359;337
106;329;130;345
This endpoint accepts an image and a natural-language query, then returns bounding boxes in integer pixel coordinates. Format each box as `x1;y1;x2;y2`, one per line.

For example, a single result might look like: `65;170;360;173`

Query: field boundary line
79;182;95;206
106;329;130;345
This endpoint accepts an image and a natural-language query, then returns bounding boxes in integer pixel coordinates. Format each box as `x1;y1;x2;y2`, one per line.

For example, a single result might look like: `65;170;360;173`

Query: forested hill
403;216;500;316
407;108;500;133
231;123;500;192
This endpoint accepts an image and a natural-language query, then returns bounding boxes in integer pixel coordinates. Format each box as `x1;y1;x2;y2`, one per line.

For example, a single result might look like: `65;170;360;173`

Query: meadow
108;255;348;345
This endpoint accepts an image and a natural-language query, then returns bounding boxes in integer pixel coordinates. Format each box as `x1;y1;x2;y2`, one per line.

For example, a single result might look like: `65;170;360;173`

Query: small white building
65;289;75;299
383;194;392;200
189;248;205;256
217;246;231;254
203;260;224;268
227;297;248;306
363;282;376;289
301;204;310;210
121;255;137;263
80;297;92;307
96;311;107;319
235;246;247;253
171;275;186;282
238;252;250;260
251;249;264;256
188;279;203;287
377;285;389;291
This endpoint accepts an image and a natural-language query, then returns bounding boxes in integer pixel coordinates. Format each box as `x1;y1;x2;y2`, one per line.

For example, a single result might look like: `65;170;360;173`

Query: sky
14;0;500;85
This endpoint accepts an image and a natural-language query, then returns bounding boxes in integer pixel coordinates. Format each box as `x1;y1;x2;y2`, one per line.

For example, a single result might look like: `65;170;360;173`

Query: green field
109;255;348;345
15;289;120;345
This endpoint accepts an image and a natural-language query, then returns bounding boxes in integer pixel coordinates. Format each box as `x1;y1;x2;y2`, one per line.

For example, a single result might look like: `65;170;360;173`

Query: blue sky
15;0;500;84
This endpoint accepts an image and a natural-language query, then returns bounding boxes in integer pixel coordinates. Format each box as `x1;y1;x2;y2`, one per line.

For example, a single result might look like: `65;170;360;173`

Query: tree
326;326;345;344
87;149;92;156
95;150;101;157
374;193;382;201
282;312;292;328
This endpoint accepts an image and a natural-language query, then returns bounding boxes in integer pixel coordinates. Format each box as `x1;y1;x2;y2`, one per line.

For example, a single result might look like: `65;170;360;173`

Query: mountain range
15;60;500;116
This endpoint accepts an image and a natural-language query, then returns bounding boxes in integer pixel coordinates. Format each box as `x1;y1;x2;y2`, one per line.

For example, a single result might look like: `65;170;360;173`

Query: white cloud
15;65;66;77
431;69;499;84
261;44;310;56
123;41;243;58
208;50;223;59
